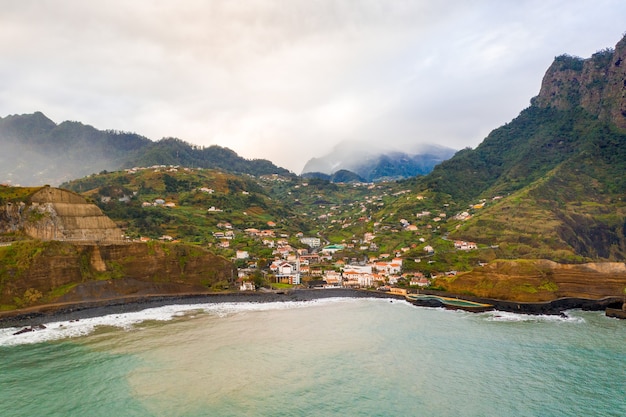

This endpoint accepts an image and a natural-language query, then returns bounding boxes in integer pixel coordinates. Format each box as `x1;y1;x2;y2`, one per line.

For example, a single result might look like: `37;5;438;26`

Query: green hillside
0;112;291;186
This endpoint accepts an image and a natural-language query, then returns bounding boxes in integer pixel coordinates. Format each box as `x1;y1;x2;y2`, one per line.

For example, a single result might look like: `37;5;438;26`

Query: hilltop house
454;241;477;250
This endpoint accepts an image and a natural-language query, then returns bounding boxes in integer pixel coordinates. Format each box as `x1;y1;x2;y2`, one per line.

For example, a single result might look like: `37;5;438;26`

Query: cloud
1;0;626;173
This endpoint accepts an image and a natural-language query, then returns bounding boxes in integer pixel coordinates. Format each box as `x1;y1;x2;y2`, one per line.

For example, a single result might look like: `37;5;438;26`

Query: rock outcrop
436;259;626;302
0;240;236;309
0;186;123;242
534;35;626;129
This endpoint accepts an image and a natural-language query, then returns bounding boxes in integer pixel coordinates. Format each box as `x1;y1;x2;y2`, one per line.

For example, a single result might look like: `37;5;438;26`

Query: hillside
60;167;412;247
0;185;236;311
4;35;626;310
0;112;290;186
399;35;626;263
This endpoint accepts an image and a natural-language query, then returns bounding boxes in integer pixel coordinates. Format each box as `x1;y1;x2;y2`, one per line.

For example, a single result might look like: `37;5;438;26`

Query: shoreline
0;289;404;329
0;289;622;329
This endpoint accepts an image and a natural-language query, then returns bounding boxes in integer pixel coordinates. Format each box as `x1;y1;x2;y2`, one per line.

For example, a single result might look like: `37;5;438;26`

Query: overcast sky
1;1;625;173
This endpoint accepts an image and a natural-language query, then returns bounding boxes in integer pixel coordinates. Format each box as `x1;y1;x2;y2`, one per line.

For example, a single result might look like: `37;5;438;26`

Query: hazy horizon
2;1;626;172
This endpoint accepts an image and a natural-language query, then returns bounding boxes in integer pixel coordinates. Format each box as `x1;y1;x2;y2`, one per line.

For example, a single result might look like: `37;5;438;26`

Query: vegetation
4;41;626;304
0;112;291;186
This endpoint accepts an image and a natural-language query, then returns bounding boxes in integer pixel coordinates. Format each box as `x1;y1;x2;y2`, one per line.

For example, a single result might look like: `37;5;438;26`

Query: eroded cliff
534;35;626;129
436;259;626;302
0;186;123;242
0;240;236;310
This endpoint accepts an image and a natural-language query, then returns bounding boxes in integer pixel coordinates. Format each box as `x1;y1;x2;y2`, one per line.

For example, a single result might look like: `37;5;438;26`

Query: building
236;250;249;259
300;237;321;248
321;244;344;254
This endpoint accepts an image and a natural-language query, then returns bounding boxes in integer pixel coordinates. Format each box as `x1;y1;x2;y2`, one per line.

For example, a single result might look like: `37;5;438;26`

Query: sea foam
480;310;585;323
0;297;357;347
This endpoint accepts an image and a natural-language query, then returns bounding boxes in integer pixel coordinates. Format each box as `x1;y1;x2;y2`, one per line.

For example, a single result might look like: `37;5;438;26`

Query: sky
1;0;626;173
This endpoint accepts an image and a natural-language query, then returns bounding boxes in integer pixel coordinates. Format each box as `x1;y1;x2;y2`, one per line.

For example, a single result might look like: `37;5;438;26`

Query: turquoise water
1;298;625;417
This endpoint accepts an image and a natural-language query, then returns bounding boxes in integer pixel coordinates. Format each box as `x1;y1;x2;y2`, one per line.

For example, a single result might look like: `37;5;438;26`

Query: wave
0;297;361;347
480;310;586;324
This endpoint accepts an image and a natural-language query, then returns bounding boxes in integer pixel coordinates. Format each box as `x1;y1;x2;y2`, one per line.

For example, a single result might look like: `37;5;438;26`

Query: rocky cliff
0;240;236;310
534;35;626;129
0;186;123;242
436;259;626;302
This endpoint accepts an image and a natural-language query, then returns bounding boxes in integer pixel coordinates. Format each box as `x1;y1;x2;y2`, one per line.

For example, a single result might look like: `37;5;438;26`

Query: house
236;250;249;259
343;264;373;274
240;281;255;291
410;277;430;287
423;245;434;254
278;262;294;275
300;237;321;248
454;241;477;250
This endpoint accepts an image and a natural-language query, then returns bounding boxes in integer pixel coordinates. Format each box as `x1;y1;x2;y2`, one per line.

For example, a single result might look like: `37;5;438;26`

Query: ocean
1;298;624;417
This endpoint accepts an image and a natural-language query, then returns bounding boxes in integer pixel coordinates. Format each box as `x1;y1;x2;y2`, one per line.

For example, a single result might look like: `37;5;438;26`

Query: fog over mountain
2;2;625;173
301;140;456;182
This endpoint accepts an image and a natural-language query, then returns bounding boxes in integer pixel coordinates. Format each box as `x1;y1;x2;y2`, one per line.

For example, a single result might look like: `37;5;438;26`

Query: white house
236;250;249;259
300;237;321;248
240;281;255;291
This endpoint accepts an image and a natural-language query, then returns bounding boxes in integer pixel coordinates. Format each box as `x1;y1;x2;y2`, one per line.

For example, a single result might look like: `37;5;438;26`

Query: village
85;164;497;292
230;224;482;293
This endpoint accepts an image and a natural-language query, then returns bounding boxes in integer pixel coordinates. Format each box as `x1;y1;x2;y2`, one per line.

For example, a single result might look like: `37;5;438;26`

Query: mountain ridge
409;34;626;263
301;141;456;182
0;112;291;186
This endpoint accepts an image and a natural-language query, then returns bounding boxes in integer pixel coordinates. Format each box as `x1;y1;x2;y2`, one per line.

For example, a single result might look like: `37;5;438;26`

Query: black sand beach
1;288;621;329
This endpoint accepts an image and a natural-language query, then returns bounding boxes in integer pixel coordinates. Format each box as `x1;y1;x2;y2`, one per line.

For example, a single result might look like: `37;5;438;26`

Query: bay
1;298;625;417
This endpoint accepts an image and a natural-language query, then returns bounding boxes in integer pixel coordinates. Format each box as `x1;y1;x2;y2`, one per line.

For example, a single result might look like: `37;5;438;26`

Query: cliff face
0;186;123;242
0;241;236;309
534;35;626;129
436;259;626;302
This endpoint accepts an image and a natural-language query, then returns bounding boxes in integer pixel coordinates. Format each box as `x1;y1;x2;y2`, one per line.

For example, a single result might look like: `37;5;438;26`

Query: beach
1;287;622;331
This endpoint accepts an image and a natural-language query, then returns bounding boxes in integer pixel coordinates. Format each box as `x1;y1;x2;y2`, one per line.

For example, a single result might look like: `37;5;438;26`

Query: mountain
301;140;456;182
60;166;308;242
408;34;626;262
301;169;366;183
0;113;291;186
